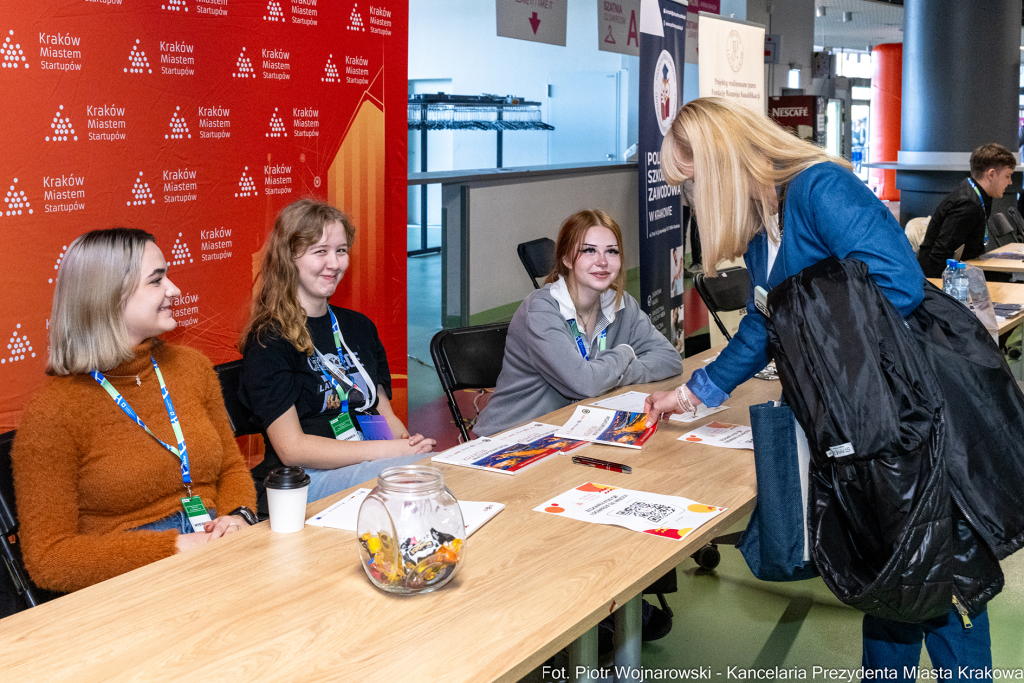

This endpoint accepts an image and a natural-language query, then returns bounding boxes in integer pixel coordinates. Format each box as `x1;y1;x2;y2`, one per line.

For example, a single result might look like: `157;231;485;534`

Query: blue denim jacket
688;161;925;406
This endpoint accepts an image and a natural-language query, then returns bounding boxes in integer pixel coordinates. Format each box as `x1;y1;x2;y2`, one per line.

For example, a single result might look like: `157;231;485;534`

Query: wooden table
965;243;1024;273
0;348;778;683
926;278;1024;334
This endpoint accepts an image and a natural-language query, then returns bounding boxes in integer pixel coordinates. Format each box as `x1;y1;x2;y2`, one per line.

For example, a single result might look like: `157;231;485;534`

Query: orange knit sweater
11;340;256;592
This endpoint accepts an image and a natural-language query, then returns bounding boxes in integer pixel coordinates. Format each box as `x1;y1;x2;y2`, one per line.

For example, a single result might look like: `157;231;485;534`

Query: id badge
180;496;213;533
330;412;363;441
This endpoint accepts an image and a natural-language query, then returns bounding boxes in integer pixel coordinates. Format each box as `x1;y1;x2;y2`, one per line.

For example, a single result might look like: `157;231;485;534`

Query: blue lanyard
91;357;192;493
968;178;984;202
567;319;607;361
314;308;361;414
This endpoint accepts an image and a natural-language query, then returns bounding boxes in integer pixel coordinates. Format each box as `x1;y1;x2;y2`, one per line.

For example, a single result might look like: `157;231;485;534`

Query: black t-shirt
240;305;393;481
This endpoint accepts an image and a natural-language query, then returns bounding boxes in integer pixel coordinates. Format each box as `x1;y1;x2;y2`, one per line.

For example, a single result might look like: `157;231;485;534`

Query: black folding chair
212;360;261;438
1;430;60;615
517;237;556;289
430;323;510;442
693;266;750;341
212;360;268;520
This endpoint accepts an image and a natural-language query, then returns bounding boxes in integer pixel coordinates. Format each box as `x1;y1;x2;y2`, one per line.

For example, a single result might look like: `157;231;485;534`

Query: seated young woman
475;209;683;437
240;199;434;505
12;228;258;593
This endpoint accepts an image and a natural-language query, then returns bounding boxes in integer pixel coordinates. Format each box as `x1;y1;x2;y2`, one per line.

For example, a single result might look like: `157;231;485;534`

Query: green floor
520;516;1024;682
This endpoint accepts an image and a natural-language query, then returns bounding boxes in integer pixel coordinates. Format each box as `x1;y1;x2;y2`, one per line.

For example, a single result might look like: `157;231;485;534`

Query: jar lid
264;466;311;490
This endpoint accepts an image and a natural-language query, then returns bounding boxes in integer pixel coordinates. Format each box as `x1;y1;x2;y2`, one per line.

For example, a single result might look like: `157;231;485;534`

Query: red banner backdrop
0;0;409;430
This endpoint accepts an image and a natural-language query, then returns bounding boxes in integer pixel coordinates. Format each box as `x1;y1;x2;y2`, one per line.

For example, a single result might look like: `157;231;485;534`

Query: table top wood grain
926;278;1024;334
0;348;779;683
965;243;1024;273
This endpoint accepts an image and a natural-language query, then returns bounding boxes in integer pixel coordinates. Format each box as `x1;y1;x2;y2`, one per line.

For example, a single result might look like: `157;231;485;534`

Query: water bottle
952;263;970;304
942;259;958;295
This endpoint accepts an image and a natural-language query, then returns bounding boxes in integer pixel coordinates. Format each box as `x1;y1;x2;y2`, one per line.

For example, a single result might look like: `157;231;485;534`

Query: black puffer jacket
765;258;1024;623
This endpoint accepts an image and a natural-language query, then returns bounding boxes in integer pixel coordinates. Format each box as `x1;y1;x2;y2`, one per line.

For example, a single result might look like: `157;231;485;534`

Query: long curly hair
240;199;356;355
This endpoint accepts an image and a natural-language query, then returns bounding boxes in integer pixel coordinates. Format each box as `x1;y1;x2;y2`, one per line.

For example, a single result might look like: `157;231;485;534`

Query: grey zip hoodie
475;277;683;437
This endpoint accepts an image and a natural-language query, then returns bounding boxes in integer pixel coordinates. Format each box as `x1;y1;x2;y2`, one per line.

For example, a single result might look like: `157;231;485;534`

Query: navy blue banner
638;0;687;354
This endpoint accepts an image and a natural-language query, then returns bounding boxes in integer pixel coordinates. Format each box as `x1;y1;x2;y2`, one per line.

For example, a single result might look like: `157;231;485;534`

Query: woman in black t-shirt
239;199;435;504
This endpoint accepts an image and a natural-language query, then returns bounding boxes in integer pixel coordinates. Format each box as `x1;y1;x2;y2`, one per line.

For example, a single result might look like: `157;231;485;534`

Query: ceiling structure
811;0;1024;52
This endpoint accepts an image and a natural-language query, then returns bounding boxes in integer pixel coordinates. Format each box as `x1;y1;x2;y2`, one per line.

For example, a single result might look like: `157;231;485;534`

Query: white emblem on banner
1;324;35;364
235;167;257;197
49;246;67;284
322;54;340;83
166;106;192;140
233;47;255;78
128;172;155;206
4;178;32;216
171;233;193;266
267;108;287;138
45;105;77;142
162;0;189;12
265;0;285;21
125;39;151;74
348;4;366;31
653;51;678;136
726;30;743;72
2;30;28;68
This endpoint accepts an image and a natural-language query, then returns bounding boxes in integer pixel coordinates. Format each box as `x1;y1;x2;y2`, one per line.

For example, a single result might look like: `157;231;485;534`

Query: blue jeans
131;508;216;534
862;607;992;682
305;454;427;502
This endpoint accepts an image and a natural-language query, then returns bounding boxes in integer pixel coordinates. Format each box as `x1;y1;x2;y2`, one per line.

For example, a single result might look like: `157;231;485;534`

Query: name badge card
180;496;212;533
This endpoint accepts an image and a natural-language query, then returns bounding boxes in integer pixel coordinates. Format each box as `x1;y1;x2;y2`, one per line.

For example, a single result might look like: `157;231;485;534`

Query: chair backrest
693;267;750;341
430;323;510;442
904;216;930;253
212;360;260;438
0;430;47;612
1005;207;1024;242
517;238;555;289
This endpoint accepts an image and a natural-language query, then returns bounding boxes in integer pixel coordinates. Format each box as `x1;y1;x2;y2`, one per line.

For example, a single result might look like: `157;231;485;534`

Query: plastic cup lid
264;466;311;490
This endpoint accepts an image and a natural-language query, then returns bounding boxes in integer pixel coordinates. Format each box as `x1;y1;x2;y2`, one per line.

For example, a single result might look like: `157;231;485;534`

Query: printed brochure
308;488;504;537
534;482;727;541
555;405;656;449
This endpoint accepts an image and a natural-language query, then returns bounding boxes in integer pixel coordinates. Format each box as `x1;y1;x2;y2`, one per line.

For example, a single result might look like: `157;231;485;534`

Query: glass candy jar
356;465;465;594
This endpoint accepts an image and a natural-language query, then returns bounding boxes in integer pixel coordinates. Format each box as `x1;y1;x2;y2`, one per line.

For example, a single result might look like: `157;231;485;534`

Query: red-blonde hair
545;209;626;311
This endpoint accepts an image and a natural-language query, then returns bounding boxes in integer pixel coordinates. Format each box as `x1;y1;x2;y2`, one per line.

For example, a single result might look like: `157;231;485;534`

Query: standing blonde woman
13;228;257;593
642;97;996;679
239;199;433;506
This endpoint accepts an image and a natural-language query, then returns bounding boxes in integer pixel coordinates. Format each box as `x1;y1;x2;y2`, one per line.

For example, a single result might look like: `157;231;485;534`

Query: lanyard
91;357;193;495
314;308;376;413
567;319;607;361
968;178;984;202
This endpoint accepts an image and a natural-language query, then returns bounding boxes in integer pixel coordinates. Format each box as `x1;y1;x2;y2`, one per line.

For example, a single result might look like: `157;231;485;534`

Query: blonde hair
48;228;155;375
241;199;356;355
661;97;852;275
545;209;626;311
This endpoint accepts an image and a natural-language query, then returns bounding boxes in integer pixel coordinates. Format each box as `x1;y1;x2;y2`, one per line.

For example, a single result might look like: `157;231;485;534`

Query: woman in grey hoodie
475;209;683;437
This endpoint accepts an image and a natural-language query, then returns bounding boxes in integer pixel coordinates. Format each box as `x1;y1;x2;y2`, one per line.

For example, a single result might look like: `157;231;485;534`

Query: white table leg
613;595;642;682
569;626;599;682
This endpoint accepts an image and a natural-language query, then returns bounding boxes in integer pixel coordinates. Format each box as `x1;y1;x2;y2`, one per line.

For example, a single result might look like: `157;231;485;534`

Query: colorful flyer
534;482;727;541
555;405;656;449
588;391;729;423
678;421;754;449
493;421;588;453
431;437;559;475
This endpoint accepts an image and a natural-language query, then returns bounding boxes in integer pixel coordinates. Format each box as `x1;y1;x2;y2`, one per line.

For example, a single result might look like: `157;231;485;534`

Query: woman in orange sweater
12;228;257;593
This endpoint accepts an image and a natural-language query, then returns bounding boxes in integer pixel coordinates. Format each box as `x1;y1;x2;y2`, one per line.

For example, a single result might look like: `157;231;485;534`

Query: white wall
409;0;640;172
746;0;814;98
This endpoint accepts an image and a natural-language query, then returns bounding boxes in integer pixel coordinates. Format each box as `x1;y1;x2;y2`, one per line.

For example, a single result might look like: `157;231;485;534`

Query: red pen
571;455;632;474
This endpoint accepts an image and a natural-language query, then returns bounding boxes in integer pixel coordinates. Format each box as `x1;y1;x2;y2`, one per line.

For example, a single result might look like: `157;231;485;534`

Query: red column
869;43;902;201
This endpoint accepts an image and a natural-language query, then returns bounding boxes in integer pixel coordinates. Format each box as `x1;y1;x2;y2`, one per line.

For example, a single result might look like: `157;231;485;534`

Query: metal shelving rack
407;94;554;255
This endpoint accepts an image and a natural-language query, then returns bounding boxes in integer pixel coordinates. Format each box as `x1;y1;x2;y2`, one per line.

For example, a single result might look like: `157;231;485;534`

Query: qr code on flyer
616;501;676;524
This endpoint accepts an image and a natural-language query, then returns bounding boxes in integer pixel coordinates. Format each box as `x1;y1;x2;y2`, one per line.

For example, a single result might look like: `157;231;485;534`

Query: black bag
765;258;954;622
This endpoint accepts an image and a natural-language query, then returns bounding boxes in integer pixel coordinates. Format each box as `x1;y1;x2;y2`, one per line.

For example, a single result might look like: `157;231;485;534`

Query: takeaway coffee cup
264;466;311;533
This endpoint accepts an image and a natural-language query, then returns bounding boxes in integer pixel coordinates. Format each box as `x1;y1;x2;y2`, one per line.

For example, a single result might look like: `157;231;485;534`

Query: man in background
917;143;1017;277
